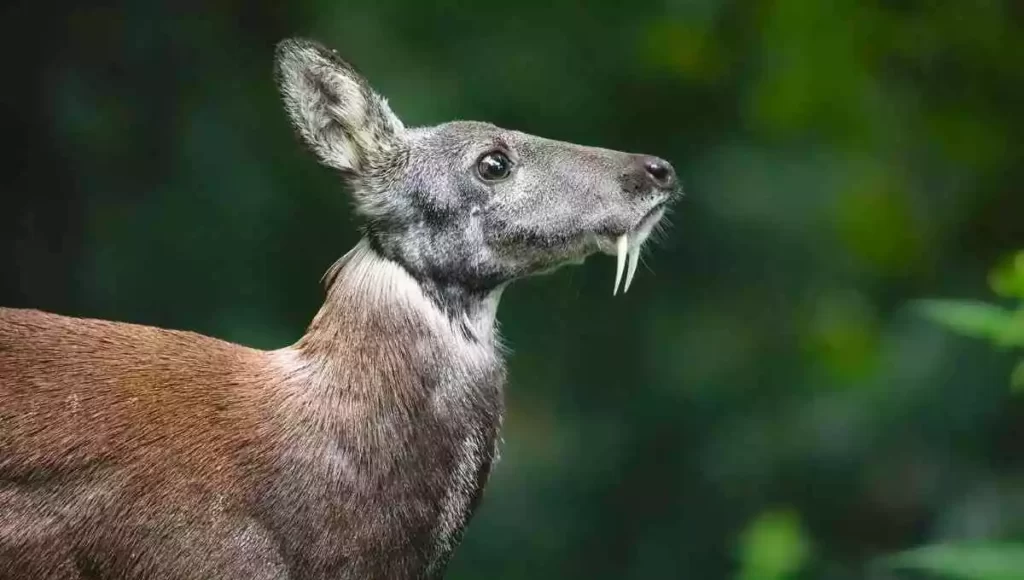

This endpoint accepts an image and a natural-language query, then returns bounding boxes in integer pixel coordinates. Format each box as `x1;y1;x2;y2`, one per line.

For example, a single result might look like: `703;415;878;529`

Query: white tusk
624;239;641;293
613;234;628;295
623;206;666;293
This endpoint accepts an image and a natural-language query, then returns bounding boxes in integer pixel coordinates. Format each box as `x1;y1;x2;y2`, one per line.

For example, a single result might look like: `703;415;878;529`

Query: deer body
1;241;502;579
0;38;679;579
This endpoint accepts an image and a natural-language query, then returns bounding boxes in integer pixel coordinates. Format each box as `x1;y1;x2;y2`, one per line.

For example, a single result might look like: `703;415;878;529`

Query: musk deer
0;38;681;579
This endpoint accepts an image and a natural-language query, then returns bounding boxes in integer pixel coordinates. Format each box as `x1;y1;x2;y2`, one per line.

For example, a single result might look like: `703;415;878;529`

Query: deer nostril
642;157;676;190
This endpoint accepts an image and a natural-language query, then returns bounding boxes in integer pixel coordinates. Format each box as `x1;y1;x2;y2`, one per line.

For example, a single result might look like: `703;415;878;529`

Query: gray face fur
275;38;680;309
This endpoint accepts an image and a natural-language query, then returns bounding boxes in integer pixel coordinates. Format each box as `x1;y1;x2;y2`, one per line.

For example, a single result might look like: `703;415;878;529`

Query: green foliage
887;544;1024;580
990;252;1024;300
736;510;810;580
891;254;1024;578
917;251;1024;390
1013;361;1024;392
916;300;1023;348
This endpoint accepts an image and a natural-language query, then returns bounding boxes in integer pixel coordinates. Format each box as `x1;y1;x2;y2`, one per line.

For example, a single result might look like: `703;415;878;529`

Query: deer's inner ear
275;38;405;174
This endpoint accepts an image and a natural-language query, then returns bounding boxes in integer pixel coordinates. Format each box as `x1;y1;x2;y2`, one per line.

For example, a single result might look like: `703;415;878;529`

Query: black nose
641;156;677;190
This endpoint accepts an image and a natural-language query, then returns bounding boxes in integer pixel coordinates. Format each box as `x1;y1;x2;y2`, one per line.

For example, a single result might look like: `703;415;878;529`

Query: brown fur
0;242;505;580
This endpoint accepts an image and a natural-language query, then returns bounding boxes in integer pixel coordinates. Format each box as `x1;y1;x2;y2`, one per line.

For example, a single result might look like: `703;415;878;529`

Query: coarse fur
0;38;680;579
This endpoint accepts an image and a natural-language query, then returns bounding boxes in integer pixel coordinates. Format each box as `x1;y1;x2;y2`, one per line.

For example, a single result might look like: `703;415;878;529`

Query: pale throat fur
262;238;506;564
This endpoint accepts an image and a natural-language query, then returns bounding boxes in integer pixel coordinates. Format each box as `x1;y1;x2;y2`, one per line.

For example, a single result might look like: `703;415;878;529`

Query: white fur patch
327;240;501;365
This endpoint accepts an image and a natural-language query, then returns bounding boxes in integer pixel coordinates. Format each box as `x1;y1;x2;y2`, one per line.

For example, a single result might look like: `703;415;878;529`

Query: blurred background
2;1;1022;578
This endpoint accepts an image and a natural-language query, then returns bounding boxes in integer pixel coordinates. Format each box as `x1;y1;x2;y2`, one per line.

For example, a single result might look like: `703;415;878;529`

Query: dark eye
476;151;513;182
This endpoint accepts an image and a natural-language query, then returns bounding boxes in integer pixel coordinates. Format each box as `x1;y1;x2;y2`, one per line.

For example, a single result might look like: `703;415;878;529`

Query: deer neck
284;238;505;405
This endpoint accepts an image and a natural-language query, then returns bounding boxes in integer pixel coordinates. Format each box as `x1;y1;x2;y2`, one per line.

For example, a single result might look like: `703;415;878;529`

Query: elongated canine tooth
613;234;628;295
624;240;641;293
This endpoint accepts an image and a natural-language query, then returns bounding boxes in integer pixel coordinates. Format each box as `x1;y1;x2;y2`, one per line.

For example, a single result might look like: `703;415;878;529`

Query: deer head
275;39;681;313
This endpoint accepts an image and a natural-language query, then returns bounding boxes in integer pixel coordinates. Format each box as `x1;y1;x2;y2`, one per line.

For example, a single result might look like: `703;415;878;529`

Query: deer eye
476;152;513;182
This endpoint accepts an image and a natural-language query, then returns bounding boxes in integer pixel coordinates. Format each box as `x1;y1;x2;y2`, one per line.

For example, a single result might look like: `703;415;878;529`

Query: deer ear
275;38;405;173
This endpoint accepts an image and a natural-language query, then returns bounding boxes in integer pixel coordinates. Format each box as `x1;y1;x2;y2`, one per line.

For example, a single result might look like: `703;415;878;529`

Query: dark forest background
2;1;1022;578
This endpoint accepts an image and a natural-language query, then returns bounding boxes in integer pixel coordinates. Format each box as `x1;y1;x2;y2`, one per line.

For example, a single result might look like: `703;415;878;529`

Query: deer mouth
607;202;668;295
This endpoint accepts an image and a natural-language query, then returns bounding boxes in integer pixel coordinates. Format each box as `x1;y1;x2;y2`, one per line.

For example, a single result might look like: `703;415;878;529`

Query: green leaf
916;300;1018;344
989;251;1024;299
887;543;1024;580
737;509;810;580
1012;360;1024;393
1002;311;1024;349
